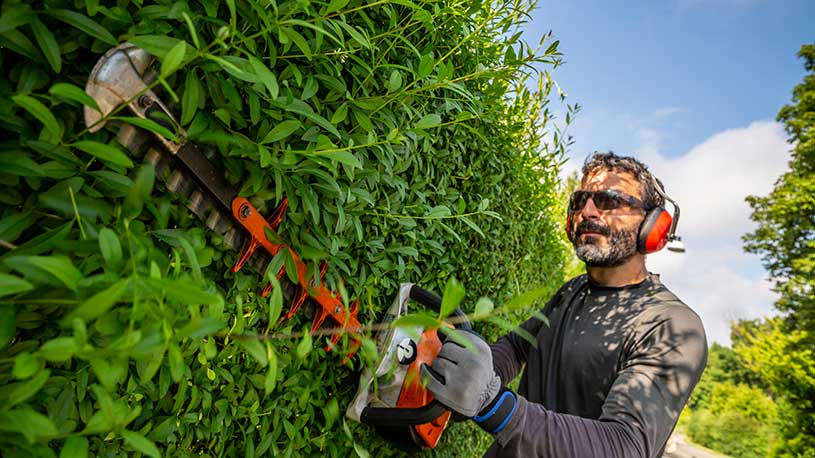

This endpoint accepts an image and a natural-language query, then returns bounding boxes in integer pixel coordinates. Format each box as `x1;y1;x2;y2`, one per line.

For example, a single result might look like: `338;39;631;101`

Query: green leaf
161;40;187;78
276;98;341;138
440;277;465;319
123;163;155;219
262;120;301;143
238;338;268;366
47;9;116;45
0;4;33;34
282;27;311;60
264;345;278;394
128;35;184;59
418;54;434;78
392;313;440;330
0;407;58;443
121;430;161;458
168;342;185;382
387;70;402;92
72;141;134;168
24;256;83;291
155;277;222;306
181;71;200;125
0;154;44;177
181;12;201;49
319;151;362;169
12;94;60;138
49;83;99;111
474;297;494;317
59;436;89;458
460;216;485;237
426;205;451;218
296;330;312;359
176;317;224;340
98;228;122;268
415;113;441;130
12;353;39;379
325;0;350;14
503;285;550;311
38;337;77;362
4;369;50;407
267;274;283;324
112;117;177;142
30;19;61;73
0;306;13;349
249;56;279;99
62;279;128;324
0;273;33;297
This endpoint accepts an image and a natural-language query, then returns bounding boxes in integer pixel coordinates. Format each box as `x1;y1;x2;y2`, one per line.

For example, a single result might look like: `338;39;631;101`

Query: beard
572;220;639;267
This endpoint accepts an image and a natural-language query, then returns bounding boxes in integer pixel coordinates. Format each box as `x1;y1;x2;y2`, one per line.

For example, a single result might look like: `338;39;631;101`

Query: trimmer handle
360;400;447;426
408;284;471;331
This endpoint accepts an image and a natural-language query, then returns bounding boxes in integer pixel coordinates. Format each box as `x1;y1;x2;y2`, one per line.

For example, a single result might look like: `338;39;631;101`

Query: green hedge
0;0;571;456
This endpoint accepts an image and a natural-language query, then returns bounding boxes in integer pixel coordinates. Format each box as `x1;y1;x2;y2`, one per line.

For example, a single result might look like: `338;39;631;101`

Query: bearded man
421;152;708;458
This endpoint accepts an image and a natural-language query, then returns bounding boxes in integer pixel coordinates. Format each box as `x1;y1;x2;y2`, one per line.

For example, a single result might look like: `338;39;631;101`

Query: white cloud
561;119;792;345
644;120;791;345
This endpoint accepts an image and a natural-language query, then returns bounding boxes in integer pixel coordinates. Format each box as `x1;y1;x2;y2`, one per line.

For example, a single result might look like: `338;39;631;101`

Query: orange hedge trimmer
84;43;466;449
83;43;361;355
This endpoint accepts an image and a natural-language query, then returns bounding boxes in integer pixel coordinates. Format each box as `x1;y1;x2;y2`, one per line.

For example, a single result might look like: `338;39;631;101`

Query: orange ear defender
566;174;682;254
637;175;682;254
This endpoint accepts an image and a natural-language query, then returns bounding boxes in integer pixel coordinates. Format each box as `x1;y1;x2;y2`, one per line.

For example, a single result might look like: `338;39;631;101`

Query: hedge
0;0;572;456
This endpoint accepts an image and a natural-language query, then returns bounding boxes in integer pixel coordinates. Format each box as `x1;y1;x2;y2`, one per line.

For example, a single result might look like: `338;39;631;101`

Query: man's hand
420;329;502;418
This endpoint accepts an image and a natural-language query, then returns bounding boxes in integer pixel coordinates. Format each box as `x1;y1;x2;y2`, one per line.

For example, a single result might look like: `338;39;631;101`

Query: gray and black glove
420;330;518;433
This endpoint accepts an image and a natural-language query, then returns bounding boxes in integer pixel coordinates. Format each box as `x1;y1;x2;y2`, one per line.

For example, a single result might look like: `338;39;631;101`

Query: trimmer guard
346;283;468;449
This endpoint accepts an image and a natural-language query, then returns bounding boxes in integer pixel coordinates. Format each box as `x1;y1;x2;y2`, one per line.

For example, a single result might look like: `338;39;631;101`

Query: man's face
571;170;646;267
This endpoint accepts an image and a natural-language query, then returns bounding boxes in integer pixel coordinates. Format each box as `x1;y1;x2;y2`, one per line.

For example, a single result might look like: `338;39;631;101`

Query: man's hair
581;151;665;209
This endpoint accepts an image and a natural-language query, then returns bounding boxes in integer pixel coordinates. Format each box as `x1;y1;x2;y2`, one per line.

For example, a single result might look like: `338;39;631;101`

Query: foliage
688;342;766;411
743;43;815;338
0;0;572;457
740;42;815;458
685;342;779;458
733;318;815;457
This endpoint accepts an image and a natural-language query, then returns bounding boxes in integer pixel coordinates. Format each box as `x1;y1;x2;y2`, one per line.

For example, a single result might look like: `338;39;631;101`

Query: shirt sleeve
485;304;708;458
490;314;546;385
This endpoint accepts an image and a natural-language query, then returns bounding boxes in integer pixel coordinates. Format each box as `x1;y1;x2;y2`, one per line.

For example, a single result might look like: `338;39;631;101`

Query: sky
523;0;814;345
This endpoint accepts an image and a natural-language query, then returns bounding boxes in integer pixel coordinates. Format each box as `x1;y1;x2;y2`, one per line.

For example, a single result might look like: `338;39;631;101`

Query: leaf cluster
0;0;572;456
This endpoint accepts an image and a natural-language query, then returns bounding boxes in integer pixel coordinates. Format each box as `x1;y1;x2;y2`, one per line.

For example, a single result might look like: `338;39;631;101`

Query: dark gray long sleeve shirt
485;274;708;458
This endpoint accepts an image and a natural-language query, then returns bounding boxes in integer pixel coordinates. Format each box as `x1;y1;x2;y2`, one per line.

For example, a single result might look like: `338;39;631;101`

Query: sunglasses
569;189;647;212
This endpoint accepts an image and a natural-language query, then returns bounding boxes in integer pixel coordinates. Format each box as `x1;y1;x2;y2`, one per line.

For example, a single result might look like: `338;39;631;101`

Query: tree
744;43;815;338
733;318;815;457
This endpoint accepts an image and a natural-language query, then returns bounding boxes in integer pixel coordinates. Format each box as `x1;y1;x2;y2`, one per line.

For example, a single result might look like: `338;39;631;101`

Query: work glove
420;329;502;418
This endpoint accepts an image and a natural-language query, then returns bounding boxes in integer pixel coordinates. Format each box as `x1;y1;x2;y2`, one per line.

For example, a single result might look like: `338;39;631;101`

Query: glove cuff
473;386;517;434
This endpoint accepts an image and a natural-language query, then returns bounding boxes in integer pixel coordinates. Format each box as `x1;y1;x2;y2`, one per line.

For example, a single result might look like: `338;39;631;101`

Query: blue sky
526;0;813;157
522;0;814;345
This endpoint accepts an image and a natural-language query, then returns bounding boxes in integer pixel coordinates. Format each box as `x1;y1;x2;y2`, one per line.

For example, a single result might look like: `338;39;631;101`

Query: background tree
744;43;815;339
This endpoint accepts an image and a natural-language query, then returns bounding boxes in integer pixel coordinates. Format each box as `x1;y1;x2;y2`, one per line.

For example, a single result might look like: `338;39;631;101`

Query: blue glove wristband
473;386;517;434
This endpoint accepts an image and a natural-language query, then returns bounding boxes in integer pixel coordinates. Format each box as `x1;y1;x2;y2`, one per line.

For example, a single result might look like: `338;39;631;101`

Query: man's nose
580;197;601;220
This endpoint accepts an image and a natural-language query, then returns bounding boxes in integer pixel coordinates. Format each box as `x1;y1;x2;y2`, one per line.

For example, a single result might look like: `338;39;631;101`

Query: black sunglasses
569;189;647;212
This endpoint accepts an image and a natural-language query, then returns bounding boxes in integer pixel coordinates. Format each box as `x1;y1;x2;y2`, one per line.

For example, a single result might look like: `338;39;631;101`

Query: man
421;152;708;458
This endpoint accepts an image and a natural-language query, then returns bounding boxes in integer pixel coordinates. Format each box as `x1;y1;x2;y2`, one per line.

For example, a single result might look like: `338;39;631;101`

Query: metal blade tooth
222;228;244;251
166;169;196;199
116;124;150;157
205;210;232;235
187;190;212;219
144;146;172;177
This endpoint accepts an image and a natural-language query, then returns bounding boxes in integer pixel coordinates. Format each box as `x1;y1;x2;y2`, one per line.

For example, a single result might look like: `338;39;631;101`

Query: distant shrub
687;382;777;458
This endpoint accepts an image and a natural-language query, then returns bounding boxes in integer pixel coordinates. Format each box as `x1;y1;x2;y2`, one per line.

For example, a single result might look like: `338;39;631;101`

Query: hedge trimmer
83;43;361;355
84;43;471;449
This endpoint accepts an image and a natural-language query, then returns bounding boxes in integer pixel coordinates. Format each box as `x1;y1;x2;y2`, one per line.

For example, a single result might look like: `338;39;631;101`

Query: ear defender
637;175;682;254
637;208;672;253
